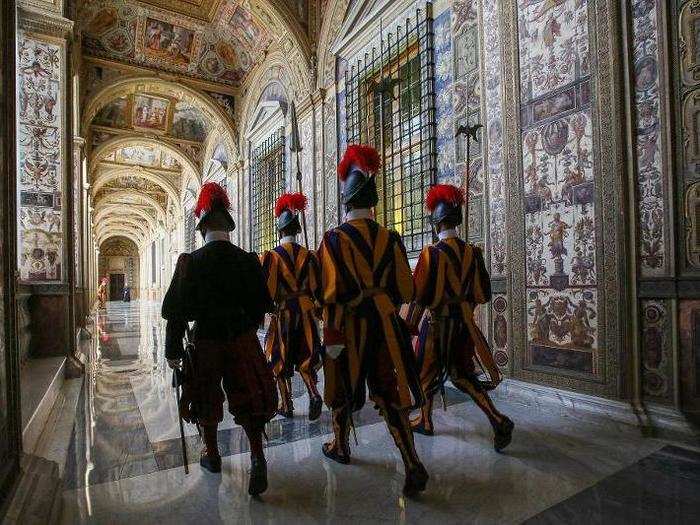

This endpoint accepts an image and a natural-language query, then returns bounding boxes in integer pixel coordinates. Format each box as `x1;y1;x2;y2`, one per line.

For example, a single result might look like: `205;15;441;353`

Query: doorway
109;273;125;301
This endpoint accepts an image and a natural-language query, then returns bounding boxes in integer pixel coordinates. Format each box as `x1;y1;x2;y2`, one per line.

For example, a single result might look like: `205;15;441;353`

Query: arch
82;77;240;161
90;135;201;185
93;189;168;223
96;227;145;247
94;205;157;232
95;216;151;239
91;167;181;213
238;53;295;147
98;232;144;251
317;0;352;88
245;0;314;97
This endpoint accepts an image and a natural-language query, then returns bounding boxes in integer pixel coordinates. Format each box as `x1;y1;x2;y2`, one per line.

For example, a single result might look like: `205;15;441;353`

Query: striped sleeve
261;250;279;302
317;230;346;330
413;245;442;309
469;245;492;305
390;230;414;305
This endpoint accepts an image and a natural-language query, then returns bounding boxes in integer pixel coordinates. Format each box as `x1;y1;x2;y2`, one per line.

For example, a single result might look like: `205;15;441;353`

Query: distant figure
97;277;108;309
122;286;131;303
162;182;276;495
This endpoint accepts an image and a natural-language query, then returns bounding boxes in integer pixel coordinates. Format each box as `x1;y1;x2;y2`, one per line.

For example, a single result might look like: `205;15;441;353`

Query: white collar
204;230;230;244
280;235;296;245
438;228;458;240
345;208;372;221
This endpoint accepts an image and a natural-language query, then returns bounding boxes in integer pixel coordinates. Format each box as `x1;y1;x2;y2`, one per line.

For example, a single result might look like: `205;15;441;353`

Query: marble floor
51;300;700;524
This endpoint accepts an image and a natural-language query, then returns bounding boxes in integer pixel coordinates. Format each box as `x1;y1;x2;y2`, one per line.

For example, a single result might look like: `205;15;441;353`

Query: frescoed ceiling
78;0;311;87
88;89;209;167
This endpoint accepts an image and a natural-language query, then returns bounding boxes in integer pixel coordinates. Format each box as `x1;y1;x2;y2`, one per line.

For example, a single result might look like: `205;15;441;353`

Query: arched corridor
1;0;700;523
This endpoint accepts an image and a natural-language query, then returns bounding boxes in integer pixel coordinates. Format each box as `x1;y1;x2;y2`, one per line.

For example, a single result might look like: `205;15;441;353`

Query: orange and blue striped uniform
408;237;502;399
317;218;423;411
261;242;322;380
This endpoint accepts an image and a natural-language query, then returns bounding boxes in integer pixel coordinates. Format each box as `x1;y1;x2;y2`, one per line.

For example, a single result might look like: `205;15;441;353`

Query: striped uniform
409;238;502;399
317;218;423;411
261;242;322;383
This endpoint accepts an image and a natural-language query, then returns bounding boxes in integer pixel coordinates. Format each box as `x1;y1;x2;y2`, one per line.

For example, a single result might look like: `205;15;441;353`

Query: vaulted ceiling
79;0;313;88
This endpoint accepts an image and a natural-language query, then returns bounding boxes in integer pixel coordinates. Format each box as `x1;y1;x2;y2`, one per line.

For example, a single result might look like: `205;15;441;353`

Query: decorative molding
17;6;73;39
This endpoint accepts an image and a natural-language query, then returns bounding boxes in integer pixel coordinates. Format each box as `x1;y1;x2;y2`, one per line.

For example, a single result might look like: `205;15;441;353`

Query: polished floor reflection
57;301;700;524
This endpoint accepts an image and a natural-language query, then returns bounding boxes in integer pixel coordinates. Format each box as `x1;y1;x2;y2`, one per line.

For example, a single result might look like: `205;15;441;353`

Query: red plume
275;192;307;217
338;144;381;181
194;182;230;218
426;184;465;212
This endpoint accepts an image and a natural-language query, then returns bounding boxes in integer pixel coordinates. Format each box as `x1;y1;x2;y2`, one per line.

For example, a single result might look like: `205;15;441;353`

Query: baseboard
1;455;62;524
493;378;700;440
21;357;66;454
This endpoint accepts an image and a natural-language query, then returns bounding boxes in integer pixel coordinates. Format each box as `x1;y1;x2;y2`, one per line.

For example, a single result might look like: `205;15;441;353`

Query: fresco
93;96;129;128
133;94;170;131
483;0;507;279
206;91;235;122
17;35;64;281
518;0;599;376
144;18;196;65
116;145;160;167
172;102;208;142
79;0;273;87
518;0;589;103
632;0;668;276
434;8;454;183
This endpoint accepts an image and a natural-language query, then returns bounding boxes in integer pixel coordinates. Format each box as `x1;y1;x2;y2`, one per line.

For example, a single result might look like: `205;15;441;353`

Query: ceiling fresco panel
79;0;278;87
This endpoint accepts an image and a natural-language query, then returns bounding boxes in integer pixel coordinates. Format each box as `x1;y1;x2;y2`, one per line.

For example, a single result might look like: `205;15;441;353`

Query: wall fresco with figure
517;0;600;376
676;0;700;272
631;0;670;277
17;34;65;282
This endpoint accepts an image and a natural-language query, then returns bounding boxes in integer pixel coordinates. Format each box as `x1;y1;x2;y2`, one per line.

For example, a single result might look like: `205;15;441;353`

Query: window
250;128;285;253
344;7;437;255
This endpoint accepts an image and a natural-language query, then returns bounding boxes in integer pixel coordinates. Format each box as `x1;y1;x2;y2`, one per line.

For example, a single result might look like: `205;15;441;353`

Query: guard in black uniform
162;182;277;496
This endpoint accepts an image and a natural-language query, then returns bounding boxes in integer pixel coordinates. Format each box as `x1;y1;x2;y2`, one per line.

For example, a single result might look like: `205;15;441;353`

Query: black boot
308;395;323;422
248;457;268;496
383;406;429;497
200;424;222;473
494;416;514;453
410;396;435;436
322;405;351;464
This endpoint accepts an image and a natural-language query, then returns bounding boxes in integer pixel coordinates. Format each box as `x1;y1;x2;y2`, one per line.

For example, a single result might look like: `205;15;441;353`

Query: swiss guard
261;192;323;421
406;184;514;451
316;144;429;497
161;182;277;495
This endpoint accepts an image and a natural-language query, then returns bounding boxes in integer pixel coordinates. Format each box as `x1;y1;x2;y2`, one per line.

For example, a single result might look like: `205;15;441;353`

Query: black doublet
162;240;273;360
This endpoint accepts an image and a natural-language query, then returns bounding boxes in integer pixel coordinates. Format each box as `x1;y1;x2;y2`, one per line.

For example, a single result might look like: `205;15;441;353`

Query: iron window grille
184;212;196;253
344;4;437;255
250;128;286;254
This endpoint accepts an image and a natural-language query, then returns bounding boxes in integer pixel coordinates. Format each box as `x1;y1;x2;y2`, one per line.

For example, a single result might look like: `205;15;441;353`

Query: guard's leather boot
200;451;222;473
322;405;351;464
493;416;514;453
200;425;222;473
410;397;434;436
384;406;429;497
248;457;268;496
308;395;323;421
